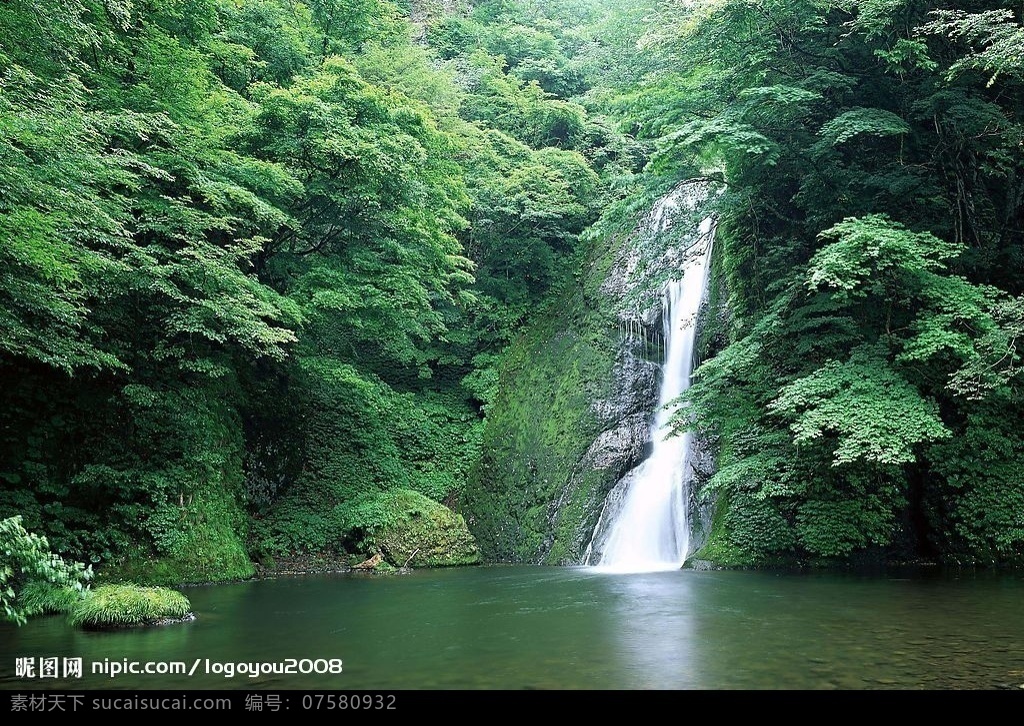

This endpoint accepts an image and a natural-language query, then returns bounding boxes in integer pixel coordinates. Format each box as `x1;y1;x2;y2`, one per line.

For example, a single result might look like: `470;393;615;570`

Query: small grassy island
67;585;194;630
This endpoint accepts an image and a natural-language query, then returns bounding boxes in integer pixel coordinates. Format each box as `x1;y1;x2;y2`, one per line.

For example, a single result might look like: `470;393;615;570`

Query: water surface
2;567;1021;689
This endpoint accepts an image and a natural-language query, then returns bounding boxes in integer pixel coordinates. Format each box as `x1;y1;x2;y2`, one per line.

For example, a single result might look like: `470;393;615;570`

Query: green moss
344;489;480;567
543;468;607;563
460;228;643;564
252;377;483;559
461;302;618;562
695;238;732;364
690;495;758;567
68;585;192;629
110;486;255;585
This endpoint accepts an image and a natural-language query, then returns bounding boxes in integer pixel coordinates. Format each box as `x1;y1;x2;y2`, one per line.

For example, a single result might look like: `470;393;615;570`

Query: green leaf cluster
639;0;1024;564
1;516;91;625
0;0;628;576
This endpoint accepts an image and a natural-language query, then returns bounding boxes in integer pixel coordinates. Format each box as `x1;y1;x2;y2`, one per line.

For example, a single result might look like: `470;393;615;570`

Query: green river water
2;566;1022;689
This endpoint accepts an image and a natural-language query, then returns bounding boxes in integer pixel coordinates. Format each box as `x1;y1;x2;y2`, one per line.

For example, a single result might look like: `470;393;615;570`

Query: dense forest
663;0;1024;565
1;0;634;589
2;0;1023;612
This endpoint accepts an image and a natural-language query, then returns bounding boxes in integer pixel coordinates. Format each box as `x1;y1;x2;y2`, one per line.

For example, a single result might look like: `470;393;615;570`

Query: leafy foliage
1;516;91;625
818;108;911;146
920;9;1024;85
770;345;950;466
1;0;613;576
644;0;1024;565
6;0;1021;574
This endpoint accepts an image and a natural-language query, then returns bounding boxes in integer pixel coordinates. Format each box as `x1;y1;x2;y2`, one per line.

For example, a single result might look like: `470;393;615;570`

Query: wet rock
543;181;721;564
590;353;660;427
464;180;722;564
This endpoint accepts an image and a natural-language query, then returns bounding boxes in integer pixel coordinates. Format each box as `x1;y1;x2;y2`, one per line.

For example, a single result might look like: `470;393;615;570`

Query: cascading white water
588;187;715;573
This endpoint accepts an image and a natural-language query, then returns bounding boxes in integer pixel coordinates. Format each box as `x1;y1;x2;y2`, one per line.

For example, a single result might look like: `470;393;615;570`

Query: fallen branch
402;549;420;569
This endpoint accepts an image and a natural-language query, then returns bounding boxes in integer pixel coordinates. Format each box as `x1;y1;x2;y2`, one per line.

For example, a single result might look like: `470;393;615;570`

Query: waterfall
586;186;715;573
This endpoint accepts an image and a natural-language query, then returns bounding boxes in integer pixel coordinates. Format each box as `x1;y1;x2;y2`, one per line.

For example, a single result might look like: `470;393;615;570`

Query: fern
819;108;910;146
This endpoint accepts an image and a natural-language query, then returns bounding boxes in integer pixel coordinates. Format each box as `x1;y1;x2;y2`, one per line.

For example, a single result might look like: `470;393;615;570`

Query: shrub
67;584;192;629
1;516;91;625
17;582;86;617
344;489;480;567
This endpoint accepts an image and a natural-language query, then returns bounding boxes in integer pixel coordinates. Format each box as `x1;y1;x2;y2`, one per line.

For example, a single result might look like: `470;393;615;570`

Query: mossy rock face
68;585;194;629
345;489;480;567
460;212;666;564
460;183;727;565
110;486;255;585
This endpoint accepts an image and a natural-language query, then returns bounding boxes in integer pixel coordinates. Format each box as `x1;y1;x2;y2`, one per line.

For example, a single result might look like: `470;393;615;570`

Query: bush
344;489;480;567
18;582;86;618
67;584;192;629
1;516;91;625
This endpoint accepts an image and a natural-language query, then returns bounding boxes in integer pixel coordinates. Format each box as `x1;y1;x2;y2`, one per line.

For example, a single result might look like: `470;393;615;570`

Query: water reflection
2;567;1022;689
593;571;699;688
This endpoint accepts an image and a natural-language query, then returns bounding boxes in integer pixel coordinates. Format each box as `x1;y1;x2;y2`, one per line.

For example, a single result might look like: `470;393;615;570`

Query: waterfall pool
2;566;1021;690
